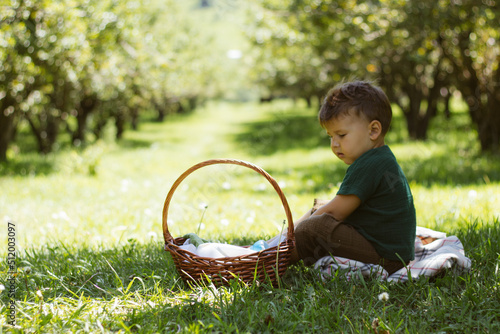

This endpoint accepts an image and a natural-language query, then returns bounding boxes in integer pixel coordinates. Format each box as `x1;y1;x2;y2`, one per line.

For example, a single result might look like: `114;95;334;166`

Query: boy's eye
338;134;346;138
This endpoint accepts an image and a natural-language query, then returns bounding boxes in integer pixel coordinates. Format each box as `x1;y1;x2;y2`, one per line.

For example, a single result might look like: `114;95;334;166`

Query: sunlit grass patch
412;184;500;230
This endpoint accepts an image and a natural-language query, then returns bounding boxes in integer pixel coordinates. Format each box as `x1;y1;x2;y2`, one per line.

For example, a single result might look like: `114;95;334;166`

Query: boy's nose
331;139;340;147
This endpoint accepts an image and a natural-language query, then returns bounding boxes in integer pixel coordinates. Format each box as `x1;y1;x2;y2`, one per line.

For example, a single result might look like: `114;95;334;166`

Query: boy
292;81;416;274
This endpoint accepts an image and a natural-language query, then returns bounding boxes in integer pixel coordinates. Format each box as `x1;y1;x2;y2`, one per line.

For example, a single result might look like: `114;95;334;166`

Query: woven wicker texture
162;159;295;286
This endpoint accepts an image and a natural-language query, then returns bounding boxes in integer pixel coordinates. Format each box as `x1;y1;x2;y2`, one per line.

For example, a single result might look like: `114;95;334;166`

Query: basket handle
162;158;294;244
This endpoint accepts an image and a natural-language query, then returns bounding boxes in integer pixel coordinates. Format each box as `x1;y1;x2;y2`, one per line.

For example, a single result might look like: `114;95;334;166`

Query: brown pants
295;213;406;275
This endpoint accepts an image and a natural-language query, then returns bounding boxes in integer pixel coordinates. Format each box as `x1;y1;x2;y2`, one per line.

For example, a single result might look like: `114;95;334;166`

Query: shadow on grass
14;219;498;304
234;112;326;156
117;137;155;149
11;236;271;304
234;106;410;157
10;241;180;302
235;109;500;186
0;154;56;176
268;150;500;193
400;151;500;186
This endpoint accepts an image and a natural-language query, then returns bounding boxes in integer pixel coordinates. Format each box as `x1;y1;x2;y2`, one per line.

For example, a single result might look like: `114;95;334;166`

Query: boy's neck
372;136;386;149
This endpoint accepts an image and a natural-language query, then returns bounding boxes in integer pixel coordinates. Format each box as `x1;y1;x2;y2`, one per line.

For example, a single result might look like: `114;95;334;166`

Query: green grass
1;100;500;332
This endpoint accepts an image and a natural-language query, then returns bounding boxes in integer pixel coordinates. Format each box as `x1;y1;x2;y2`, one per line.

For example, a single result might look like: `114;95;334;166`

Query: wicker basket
162;158;295;286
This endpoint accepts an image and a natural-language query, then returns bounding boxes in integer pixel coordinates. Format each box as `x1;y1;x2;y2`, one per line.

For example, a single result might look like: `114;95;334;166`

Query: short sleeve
337;150;388;203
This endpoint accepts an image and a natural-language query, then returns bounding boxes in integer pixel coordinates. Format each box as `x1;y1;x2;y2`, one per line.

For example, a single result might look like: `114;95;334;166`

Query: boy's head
318;81;392;135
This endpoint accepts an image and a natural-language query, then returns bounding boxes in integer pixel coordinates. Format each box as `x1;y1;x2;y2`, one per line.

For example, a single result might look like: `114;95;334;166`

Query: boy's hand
312;194;361;222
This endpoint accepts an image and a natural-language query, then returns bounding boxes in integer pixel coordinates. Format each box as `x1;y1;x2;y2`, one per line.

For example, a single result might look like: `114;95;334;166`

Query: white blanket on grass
314;226;472;282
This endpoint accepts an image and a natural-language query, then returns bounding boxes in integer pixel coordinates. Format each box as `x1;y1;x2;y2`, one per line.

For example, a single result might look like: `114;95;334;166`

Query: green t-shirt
337;145;416;261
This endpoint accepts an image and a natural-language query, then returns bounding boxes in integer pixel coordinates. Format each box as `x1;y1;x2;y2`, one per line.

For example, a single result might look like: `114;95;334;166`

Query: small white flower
198;202;208;210
36;290;43;299
468;190;477;200
222;182;231;190
255;183;266;191
220;219;229;226
120;179;131;192
58;211;70;221
24;267;32;275
0;284;5;293
378;292;389;302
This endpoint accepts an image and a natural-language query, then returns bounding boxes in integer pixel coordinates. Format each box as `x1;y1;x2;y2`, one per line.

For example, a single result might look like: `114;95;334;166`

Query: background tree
439;0;500;153
247;0;375;105
2;0;499;160
374;0;452;140
0;4;26;161
0;0;225;161
247;0;499;150
0;0;76;156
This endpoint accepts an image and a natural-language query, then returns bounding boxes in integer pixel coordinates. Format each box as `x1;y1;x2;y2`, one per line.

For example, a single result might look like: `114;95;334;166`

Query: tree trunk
115;110;126;140
26;112;60;154
452;32;500;153
131;108;139;130
156;105;166;122
72;94;97;145
461;89;500;153
184;96;198;112
152;96;169;122
93;118;108;140
0;112;17;162
305;96;312;108
477;90;500;153
443;93;451;119
0;93;18;162
403;87;427;140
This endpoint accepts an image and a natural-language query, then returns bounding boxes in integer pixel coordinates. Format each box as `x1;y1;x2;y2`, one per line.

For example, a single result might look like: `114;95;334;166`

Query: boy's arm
293;194;361;227
310;194;361;222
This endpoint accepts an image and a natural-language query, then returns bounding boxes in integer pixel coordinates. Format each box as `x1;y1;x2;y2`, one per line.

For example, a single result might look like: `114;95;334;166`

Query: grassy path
2;101;498;247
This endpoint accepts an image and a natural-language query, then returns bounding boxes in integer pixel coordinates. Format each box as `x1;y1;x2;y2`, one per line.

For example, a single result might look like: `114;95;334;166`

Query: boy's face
324;113;383;165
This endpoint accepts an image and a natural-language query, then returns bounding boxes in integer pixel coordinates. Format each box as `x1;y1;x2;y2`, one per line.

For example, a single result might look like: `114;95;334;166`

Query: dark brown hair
318;81;392;135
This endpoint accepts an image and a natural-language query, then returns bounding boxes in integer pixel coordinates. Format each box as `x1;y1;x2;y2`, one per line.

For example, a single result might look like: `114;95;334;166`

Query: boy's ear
369;120;382;140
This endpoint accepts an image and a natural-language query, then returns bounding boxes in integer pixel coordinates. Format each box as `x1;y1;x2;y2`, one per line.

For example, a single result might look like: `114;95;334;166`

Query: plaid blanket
314;226;471;282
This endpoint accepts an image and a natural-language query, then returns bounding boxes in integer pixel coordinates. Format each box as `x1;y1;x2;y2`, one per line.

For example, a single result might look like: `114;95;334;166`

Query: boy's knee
295;213;341;265
296;212;335;230
295;213;338;245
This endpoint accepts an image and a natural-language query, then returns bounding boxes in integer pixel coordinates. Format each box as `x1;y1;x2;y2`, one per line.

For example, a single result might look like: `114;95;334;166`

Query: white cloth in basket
179;236;270;258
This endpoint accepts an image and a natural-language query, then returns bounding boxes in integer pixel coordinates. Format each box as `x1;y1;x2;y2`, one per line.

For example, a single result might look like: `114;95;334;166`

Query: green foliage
0;0;240;159
2;0;499;159
247;0;500;150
